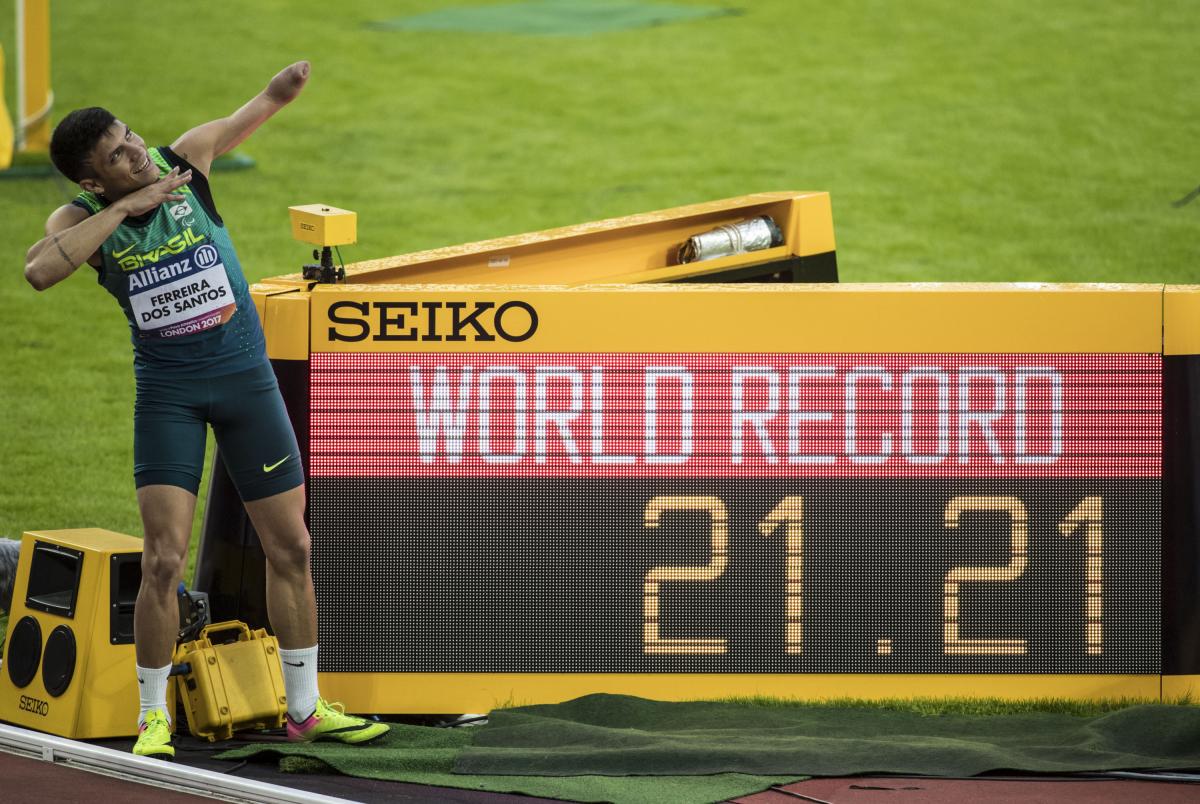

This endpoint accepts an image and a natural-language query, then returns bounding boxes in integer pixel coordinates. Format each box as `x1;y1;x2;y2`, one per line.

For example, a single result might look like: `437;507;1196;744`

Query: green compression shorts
133;360;304;502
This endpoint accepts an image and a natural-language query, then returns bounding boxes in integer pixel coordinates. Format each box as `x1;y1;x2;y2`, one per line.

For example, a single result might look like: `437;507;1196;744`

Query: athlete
23;61;388;758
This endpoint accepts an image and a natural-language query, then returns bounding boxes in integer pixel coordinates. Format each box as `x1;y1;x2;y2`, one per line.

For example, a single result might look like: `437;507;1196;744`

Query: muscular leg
244;480;387;742
243;484;317;649
134;484;197;667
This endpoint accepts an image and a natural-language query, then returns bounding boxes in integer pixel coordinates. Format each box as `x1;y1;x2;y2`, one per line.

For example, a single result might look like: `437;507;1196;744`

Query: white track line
0;723;360;804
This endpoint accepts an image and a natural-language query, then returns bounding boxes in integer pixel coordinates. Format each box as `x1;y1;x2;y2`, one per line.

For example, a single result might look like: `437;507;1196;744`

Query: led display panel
308;293;1162;675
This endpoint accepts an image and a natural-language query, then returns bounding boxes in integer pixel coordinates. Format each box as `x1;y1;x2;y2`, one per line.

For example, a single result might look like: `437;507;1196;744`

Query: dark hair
50;107;116;183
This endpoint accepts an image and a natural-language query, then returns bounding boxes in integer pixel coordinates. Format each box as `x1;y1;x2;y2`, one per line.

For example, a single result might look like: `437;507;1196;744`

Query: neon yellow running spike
287;698;390;744
133;709;174;760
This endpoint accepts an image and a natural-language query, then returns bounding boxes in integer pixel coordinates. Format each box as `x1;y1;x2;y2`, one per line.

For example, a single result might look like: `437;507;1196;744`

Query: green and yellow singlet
72;146;265;377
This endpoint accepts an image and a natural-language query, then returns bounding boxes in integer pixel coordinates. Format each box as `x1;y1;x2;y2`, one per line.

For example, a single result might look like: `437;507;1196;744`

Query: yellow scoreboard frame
193;194;1200;712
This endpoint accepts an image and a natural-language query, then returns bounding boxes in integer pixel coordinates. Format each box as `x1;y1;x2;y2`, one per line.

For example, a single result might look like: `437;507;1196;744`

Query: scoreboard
193;195;1200;712
307;347;1160;676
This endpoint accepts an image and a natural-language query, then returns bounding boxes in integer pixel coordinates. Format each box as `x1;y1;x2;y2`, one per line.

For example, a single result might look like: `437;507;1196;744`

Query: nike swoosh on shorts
263;455;291;473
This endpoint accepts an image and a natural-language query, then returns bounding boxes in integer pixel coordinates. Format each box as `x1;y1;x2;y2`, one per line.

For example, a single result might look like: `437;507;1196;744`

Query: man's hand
265;61;310;105
113;167;193;217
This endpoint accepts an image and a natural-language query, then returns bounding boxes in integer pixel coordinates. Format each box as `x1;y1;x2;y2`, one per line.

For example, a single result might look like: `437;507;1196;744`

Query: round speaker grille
6;616;41;689
42;625;76;698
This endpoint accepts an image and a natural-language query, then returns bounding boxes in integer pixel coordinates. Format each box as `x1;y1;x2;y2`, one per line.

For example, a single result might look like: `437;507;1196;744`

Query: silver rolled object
678;215;784;264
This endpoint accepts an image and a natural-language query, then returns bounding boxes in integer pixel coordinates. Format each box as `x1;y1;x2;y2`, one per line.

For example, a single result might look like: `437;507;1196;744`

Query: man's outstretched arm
172;60;310;176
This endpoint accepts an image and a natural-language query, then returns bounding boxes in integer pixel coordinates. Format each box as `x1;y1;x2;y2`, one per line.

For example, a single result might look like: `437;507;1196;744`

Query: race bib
127;243;237;338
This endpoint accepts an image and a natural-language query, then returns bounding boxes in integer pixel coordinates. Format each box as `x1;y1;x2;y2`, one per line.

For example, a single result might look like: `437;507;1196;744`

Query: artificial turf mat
454;694;1200;777
213;722;803;803
215;694;1200;803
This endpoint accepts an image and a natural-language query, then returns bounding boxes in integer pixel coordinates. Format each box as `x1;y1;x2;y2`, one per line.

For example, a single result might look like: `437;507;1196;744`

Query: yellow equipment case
173;620;287;741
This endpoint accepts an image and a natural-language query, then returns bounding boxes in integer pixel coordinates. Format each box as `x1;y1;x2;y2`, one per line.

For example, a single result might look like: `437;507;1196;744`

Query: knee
265;527;311;578
140;534;188;592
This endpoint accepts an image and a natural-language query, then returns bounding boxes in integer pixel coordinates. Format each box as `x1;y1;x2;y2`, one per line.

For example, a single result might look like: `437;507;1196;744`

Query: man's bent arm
172;60;310;176
25;167;193;291
25;205;126;290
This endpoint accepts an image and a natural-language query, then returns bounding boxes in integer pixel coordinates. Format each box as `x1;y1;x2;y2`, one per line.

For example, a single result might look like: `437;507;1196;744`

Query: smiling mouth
133;155;150;175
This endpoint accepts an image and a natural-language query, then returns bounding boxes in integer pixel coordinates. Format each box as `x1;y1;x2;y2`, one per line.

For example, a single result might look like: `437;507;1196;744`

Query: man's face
82;121;158;197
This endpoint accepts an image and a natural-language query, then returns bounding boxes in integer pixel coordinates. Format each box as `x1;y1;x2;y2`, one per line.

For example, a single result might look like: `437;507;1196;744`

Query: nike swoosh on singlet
112;243;137;259
263;455;291;473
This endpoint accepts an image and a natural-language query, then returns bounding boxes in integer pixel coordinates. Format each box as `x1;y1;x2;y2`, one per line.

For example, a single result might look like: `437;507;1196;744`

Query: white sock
136;663;172;727
279;644;320;722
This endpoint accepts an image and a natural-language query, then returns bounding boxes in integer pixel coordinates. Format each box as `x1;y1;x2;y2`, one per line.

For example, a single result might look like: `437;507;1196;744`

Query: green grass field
0;0;1195;572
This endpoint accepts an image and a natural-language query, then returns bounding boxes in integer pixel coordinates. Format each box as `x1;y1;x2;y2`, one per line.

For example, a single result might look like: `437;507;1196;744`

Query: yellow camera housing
289;204;357;247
